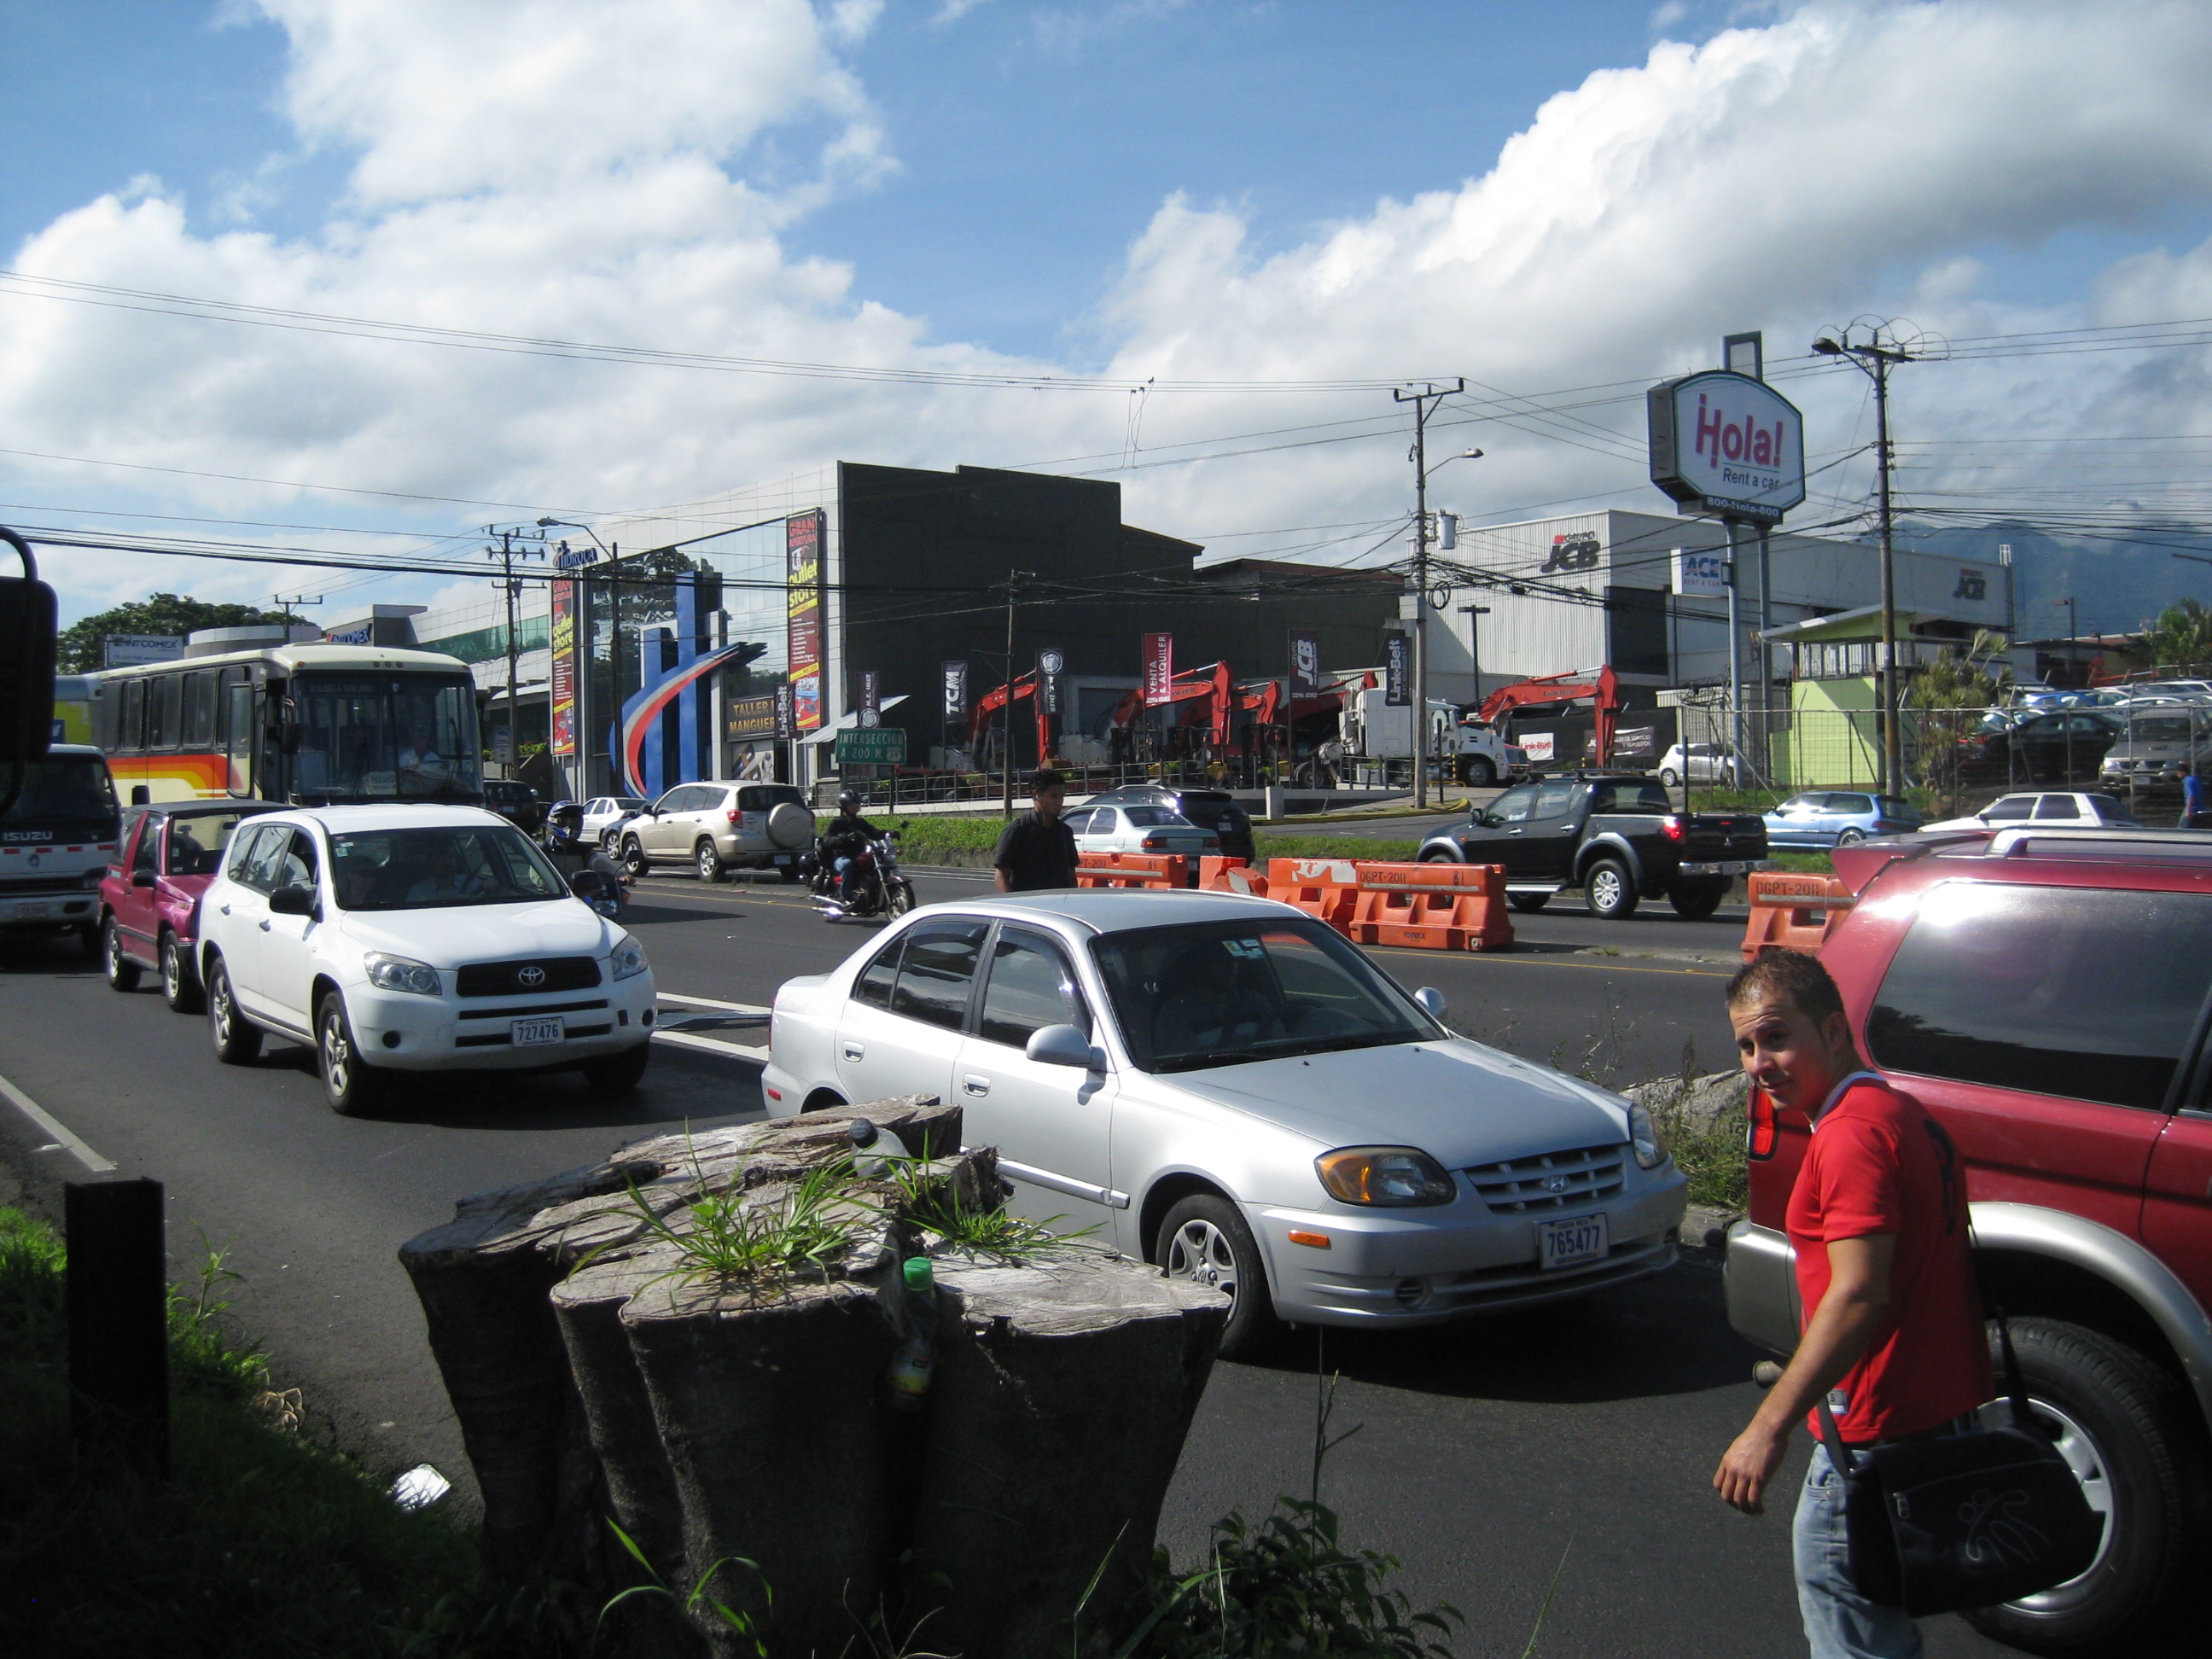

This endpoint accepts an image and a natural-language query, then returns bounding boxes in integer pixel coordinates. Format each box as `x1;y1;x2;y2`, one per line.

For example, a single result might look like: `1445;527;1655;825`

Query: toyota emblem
516;965;546;987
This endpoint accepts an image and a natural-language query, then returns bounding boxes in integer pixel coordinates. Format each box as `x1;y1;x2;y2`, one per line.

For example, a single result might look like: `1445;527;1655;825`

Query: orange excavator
1104;661;1237;749
1476;666;1621;765
968;669;1054;767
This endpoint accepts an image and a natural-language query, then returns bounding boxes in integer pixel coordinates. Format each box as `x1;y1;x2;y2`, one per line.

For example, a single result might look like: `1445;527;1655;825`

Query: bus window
226;682;256;797
290;674;481;802
183;670;218;748
119;679;145;754
92;683;119;751
148;674;182;750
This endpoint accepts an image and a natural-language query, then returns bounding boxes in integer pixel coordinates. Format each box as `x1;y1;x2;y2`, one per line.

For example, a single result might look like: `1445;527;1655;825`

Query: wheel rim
161;938;181;998
698;846;716;879
1165;1219;1239;1300
211;973;233;1045
1837;829;1865;845
105;922;123;980
320;1008;351;1096
1976;1394;2117;1604
1591;867;1623;909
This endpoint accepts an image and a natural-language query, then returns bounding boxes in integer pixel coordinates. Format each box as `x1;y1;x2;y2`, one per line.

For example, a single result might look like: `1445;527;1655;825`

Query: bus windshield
1;754;119;840
288;675;482;804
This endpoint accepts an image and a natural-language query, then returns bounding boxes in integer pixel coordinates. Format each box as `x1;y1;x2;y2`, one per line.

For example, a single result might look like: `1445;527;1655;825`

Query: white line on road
656;992;772;1016
651;1028;771;1063
0;1067;117;1173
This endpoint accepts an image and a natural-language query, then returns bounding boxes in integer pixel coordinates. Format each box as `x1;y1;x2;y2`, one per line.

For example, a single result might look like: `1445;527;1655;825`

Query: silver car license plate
1537;1212;1608;1270
9;900;53;921
511;1016;565;1048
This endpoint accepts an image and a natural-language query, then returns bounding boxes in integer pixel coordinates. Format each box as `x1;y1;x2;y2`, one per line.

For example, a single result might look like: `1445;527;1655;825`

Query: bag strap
1967;1215;2032;1429
1815;1400;1858;1476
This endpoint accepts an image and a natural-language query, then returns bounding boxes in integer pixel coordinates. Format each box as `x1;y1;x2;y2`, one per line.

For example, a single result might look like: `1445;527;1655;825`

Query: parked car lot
1066;801;1220;861
197;805;657;1114
1919;790;2139;832
762;888;1688;1355
1761;789;1924;847
1959;708;2123;783
100;800;285;1010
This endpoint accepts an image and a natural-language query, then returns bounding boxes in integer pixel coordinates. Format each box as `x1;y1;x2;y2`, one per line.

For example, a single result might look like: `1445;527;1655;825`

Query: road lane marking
652;1028;771;1063
0;1068;117;1173
657;992;772;1015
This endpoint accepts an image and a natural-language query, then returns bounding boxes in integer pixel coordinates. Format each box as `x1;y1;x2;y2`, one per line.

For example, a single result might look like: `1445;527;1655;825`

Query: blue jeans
1795;1444;1923;1658
833;855;854;896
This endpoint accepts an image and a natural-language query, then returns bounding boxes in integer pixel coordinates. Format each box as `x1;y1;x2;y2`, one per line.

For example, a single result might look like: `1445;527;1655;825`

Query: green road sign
834;727;908;764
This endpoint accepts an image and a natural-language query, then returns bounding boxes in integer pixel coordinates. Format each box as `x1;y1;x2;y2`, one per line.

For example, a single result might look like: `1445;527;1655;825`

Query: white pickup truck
1340;690;1524;786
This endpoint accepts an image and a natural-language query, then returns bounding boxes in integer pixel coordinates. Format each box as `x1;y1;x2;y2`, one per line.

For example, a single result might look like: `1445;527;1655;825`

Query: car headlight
609;934;649;981
1627;1102;1668;1170
364;952;442;997
1315;1146;1457;1207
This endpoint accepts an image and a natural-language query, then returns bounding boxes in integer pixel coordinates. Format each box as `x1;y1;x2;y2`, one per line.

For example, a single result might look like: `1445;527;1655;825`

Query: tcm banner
1142;632;1174;706
549;579;578;755
941;659;967;719
785;509;826;732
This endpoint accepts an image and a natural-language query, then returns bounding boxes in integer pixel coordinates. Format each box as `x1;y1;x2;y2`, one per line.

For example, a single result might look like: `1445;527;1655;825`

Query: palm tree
2139;598;2212;677
1909;630;2009;817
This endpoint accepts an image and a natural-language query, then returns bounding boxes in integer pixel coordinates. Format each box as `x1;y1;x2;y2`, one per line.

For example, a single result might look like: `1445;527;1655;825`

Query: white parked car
197;805;658;1114
579;795;649;851
761;890;1687;1354
1920;791;2141;833
1066;803;1219;860
1656;742;1743;789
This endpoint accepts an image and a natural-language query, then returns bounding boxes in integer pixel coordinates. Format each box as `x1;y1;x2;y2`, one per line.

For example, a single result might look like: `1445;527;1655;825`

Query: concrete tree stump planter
399;1097;1230;1659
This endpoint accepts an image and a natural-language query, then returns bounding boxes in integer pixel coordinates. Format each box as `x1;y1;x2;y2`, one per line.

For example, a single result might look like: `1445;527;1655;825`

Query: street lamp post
1394;376;1478;809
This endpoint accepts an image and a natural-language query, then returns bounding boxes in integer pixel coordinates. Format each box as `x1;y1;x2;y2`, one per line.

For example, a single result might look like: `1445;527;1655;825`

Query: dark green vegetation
55;594;297;672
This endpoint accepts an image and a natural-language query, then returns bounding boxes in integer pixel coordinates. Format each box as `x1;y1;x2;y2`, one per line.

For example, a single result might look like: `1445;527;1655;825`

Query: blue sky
7;2;2212;632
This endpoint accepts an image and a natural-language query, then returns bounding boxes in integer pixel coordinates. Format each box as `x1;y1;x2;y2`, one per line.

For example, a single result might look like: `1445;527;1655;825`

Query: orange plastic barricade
1739;871;1855;961
1265;859;1361;930
1342;861;1515;952
1197;856;1269;899
1074;851;1189;889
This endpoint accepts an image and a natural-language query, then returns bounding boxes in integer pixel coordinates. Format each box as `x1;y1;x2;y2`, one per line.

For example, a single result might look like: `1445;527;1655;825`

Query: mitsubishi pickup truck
1412;771;1768;919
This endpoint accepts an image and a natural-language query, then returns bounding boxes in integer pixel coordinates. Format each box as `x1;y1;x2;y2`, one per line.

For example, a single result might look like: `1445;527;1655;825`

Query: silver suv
619;783;816;882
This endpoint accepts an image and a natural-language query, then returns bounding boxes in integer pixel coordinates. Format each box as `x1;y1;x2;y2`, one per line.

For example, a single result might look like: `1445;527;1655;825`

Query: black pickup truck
1413;771;1770;919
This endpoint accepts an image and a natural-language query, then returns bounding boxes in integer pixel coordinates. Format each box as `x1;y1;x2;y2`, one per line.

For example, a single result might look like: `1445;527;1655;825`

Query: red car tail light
727;809;741;824
1747;1085;1777;1161
1141;835;1167;848
1662;815;1686;841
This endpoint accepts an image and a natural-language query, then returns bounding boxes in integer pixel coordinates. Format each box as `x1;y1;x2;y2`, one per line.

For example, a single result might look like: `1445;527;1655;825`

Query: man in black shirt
822;789;878;903
993;769;1080;893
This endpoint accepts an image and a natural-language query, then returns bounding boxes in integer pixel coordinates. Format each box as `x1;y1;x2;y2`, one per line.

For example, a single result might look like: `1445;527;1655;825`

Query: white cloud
10;1;2212;628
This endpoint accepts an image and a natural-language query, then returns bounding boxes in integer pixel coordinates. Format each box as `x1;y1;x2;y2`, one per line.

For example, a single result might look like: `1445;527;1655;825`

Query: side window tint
2033;796;2081;821
227;824;269;882
242;828;293;893
1488;788;1536;824
1831;795;1873;815
891;922;991;1032
1060;808;1095;835
1532;783;1578;818
1867;882;2212;1110
1986;797;2033;821
854;936;903;1010
132;821;159;874
979;928;1089;1049
282;831;319;889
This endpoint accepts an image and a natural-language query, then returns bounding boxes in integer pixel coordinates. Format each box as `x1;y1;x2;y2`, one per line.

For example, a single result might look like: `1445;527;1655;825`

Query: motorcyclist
820;789;880;905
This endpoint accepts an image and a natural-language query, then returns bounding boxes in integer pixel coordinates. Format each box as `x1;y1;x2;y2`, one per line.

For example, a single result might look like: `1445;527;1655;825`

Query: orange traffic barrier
1197;856;1270;899
1074;851;1190;888
1265;859;1362;930
1342;861;1515;952
1740;871;1855;961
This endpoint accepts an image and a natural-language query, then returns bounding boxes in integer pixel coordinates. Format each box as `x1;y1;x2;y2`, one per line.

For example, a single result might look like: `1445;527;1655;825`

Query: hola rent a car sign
1647;370;1805;524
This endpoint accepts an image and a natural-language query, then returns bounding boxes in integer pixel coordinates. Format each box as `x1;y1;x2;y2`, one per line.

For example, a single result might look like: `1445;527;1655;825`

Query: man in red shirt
1713;952;1991;1658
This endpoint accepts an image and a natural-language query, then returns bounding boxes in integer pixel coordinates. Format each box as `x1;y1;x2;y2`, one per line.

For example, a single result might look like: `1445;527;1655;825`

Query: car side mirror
568;870;607;897
269;884;316;917
130;784;151;806
131;870;156;889
1414;987;1447;1022
1026;1022;1105;1071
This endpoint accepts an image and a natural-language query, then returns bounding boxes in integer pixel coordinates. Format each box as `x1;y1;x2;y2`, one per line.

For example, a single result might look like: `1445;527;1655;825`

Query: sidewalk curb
1681;1203;1743;1258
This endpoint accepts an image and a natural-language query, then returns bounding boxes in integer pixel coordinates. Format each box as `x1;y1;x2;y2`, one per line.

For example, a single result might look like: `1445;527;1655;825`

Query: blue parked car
1762;790;1924;848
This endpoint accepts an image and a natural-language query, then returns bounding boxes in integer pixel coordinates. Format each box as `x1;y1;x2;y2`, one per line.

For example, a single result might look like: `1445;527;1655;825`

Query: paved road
0;876;2007;1659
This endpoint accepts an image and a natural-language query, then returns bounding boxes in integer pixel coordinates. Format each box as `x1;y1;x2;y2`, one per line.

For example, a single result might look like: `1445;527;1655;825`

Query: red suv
98;801;283;1010
1726;825;2212;1655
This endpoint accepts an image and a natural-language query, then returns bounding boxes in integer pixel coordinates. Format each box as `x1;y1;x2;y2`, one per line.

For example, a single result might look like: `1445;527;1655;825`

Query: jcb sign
1540;533;1601;574
1648;370;1806;525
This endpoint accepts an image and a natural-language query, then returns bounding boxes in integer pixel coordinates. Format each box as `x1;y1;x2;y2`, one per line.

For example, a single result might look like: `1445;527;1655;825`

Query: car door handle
1559;824;1577;832
963;1074;991;1097
1506;827;1523;835
841;1041;864;1062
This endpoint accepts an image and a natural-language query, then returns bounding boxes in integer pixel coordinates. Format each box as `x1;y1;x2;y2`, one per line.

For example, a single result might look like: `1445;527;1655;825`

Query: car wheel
1659;768;1680;789
1157;1193;1277;1360
621;835;649;879
1419;849;1458;864
316;991;387;1117
102;916;142;992
696;840;725;883
1507;892;1551;913
206;957;262;1064
1835;827;1866;846
1584;857;1639;920
160;930;200;1012
1960;1318;2198;1654
1668;878;1727;921
1464;755;1496;787
580;1044;652;1091
600;828;621;855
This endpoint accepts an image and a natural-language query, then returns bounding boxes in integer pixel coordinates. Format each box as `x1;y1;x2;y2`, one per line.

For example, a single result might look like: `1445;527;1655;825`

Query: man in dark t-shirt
993;769;1079;893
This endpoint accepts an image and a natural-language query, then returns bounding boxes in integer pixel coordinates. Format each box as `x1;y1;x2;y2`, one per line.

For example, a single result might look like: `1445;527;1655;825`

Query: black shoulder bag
1814;1307;2103;1616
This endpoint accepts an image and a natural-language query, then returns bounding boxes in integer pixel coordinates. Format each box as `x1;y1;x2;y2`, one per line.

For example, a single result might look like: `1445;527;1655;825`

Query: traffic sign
834;727;907;764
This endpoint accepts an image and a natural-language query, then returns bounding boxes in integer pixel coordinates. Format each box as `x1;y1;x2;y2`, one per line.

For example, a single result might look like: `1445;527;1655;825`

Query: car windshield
288;672;482;805
329;824;568;911
0;754;118;837
1089;917;1430;1074
2124;718;2196;743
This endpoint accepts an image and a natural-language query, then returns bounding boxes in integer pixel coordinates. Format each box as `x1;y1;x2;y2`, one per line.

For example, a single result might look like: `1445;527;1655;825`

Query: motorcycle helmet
837;789;861;812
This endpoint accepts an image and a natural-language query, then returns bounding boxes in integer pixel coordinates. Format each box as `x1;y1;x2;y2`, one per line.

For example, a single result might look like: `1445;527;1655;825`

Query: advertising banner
775;684;795;740
1035;648;1062;716
1289;629;1322;696
549;579;578;755
785;509;826;732
1142;632;1174;706
1648;370;1806;524
726;691;779;742
941;659;967;719
1672;546;1731;598
1384;633;1410;706
102;634;185;667
859;669;880;728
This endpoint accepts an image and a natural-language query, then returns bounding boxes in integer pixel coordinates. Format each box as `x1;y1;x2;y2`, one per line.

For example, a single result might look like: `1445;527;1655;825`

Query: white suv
198;805;659;1114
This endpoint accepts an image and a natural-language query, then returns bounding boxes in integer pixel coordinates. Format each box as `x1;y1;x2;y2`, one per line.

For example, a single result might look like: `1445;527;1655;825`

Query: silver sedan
761;889;1687;1355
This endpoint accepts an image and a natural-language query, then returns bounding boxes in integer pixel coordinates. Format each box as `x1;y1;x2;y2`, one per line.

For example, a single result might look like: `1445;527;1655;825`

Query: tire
1959;1318;2200;1655
1507;892;1551;913
316;992;386;1117
1156;1193;1278;1360
766;801;815;851
1835;827;1866;847
1668;879;1727;921
695;840;725;883
102;916;142;992
1464;755;1496;787
160;930;200;1012
621;835;649;879
887;880;916;918
600;828;621;855
580;1044;652;1091
206;957;262;1065
1583;856;1639;920
1419;849;1458;864
1659;768;1680;789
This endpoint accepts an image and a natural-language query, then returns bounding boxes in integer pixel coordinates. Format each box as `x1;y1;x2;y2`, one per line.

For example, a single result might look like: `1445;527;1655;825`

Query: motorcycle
807;832;916;921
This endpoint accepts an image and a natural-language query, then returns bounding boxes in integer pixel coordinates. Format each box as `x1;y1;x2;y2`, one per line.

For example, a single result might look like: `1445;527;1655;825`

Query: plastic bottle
848;1118;911;1181
886;1256;935;1412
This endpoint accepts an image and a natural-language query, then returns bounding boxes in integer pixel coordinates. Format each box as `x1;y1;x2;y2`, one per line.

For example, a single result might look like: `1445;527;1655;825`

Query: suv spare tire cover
767;801;815;849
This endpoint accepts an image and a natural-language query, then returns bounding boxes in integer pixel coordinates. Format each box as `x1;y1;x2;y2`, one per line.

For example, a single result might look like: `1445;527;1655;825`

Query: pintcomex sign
1647;370;1806;525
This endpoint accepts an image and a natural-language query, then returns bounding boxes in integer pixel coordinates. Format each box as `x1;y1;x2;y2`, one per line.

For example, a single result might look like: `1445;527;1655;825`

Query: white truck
1339;690;1523;786
1;743;121;958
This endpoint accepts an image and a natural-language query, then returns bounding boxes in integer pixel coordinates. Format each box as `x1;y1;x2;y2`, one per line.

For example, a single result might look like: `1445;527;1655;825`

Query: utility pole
273;593;322;635
999;568;1033;818
1394;380;1470;809
2057;596;2080;683
484;526;546;774
1813;328;1924;800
